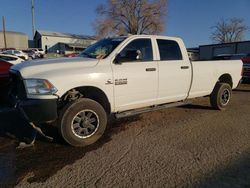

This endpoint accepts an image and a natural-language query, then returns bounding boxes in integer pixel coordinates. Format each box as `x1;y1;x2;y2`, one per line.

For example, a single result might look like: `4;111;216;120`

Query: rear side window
157;39;182;60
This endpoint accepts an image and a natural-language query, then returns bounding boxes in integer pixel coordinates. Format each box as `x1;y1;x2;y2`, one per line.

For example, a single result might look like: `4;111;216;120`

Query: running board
115;100;192;119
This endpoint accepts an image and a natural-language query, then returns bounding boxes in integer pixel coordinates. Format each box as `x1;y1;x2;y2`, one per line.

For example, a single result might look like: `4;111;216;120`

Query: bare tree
94;0;167;38
211;18;248;43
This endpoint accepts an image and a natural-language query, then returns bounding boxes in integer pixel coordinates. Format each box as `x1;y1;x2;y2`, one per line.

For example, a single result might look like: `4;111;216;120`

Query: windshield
79;37;126;59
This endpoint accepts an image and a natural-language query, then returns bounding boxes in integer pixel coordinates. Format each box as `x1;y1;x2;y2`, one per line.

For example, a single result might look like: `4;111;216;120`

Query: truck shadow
0;107;142;185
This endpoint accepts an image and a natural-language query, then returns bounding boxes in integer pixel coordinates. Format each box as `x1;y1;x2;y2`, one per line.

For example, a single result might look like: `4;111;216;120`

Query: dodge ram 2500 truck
9;35;242;147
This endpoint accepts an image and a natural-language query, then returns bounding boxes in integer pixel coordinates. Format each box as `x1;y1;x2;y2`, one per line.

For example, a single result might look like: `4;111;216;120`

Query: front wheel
210;83;232;110
58;98;107;147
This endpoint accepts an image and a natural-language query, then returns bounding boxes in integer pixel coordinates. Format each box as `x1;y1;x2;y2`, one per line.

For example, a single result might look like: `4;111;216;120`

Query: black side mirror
135;50;142;60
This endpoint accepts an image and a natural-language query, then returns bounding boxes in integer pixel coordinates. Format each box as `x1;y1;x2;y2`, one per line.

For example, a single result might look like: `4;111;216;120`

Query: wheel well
218;74;233;87
62;86;111;114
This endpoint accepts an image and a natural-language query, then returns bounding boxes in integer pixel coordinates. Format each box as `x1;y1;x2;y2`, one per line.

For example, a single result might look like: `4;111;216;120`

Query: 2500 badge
115;78;127;85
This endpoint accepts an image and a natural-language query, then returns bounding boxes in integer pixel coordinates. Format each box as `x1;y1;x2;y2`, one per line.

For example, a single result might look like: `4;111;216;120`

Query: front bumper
8;71;58;123
17;99;58;123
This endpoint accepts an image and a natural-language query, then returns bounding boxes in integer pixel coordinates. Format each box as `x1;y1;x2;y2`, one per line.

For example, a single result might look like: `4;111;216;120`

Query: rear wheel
58;98;107;147
210;83;232;110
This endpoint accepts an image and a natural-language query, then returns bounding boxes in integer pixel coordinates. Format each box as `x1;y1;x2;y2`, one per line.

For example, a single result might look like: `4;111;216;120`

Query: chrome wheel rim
71;110;99;139
221;89;230;105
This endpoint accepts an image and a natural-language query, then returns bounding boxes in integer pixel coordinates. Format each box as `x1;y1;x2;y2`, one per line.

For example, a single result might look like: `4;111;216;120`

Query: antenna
31;0;35;37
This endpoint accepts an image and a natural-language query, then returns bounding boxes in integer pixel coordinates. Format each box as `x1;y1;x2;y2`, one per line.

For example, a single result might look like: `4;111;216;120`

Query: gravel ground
0;84;250;188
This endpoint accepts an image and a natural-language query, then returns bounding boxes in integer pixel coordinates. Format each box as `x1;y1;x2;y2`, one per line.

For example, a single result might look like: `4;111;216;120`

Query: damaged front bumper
16;99;58;123
8;71;58;124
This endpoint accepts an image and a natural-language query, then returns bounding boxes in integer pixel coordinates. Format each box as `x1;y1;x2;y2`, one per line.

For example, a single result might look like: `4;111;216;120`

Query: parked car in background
38;48;45;58
0;59;12;100
64;52;80;57
0;48;16;53
23;49;37;59
0;54;24;64
2;50;29;60
28;48;40;57
241;53;250;62
241;54;250;82
29;48;45;58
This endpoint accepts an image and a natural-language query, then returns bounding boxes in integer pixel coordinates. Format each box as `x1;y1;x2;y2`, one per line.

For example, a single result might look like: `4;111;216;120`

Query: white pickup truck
9;35;242;146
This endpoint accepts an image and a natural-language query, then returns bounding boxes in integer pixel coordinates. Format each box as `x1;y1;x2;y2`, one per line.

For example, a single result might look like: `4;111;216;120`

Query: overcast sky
0;0;250;47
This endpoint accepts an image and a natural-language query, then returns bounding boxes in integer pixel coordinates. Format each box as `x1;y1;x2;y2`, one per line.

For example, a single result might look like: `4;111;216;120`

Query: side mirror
135;50;142;60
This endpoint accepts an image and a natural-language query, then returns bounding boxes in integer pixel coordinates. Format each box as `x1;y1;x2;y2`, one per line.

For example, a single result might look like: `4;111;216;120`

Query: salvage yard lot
0;84;250;187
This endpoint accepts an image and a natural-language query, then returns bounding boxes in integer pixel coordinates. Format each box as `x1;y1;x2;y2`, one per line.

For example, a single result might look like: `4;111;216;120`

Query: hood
11;57;99;78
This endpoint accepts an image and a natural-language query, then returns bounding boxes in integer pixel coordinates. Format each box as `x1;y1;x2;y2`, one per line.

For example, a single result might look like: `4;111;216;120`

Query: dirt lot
0;84;250;188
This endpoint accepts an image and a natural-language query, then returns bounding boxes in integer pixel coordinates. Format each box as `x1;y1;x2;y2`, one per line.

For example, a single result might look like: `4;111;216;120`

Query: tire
58;98;107;147
210;83;232;110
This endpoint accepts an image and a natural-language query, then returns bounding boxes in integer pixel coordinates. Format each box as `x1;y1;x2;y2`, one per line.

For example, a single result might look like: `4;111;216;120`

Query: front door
112;38;158;112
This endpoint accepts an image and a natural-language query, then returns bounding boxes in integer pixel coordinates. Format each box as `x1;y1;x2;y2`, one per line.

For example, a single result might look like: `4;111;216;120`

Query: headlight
24;79;58;95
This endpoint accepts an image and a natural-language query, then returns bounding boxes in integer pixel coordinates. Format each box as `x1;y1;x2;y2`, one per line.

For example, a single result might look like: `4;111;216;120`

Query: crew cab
9;35;242;146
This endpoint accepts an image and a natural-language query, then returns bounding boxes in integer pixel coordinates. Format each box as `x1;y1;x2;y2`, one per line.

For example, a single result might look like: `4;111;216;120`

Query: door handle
146;68;156;72
181;66;189;69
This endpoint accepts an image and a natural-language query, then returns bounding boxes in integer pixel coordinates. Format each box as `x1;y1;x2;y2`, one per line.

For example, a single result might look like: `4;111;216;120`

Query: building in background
0;31;28;50
187;48;199;61
199;41;250;60
33;30;96;54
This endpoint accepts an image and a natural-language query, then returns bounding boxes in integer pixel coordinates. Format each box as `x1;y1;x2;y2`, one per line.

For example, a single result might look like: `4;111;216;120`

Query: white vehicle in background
23;49;38;59
3;50;29;60
9;35;243;147
29;48;45;58
38;48;45;58
0;54;24;64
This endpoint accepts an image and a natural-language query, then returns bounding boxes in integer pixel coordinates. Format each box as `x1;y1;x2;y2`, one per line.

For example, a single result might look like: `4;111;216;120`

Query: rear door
155;39;192;104
112;38;158;112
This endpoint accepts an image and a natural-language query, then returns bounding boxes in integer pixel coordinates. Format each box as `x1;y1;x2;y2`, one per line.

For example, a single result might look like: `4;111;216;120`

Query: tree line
93;0;248;44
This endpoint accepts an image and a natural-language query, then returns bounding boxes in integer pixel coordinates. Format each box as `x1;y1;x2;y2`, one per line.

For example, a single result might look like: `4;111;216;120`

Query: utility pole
31;0;35;37
2;16;7;49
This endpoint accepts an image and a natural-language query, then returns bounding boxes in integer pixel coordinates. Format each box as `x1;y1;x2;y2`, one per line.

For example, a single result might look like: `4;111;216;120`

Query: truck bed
188;60;242;99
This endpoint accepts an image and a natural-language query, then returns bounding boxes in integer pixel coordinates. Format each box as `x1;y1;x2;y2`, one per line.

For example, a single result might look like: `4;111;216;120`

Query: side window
157;39;183;60
119;39;153;62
